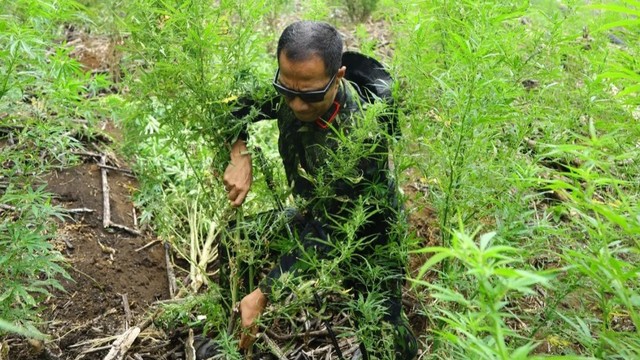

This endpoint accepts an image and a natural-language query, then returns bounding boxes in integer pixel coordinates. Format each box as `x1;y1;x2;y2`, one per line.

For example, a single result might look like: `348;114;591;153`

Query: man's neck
315;81;345;128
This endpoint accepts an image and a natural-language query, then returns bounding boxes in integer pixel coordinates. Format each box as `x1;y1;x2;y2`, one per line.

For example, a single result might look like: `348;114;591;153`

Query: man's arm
223;139;253;207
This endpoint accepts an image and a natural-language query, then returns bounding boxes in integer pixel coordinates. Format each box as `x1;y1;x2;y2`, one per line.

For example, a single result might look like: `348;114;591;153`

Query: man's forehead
279;52;326;69
278;54;328;80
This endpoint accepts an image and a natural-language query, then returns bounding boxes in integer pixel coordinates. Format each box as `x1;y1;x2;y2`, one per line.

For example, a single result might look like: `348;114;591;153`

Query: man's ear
335;66;346;86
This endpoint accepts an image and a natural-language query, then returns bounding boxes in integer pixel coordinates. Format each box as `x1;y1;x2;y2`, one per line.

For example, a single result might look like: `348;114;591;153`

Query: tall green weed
1;0;114;337
118;0;287;337
394;0;639;358
413;228;554;359
0;187;69;338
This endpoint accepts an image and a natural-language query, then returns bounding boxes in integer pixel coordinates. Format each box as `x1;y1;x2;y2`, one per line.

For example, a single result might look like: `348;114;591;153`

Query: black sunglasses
272;68;337;103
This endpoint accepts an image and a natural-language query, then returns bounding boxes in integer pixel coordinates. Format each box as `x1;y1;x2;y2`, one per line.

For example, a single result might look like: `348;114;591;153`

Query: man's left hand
223;139;252;207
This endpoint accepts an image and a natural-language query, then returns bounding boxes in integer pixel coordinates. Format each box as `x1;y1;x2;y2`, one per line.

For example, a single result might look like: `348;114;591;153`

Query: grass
1;0;638;358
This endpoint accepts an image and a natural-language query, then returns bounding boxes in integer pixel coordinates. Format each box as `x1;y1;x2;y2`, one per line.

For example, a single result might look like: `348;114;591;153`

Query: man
220;20;417;359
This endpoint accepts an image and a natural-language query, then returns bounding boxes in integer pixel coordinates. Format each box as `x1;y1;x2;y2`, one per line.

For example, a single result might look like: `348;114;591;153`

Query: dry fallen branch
1;205;95;215
132;206;138;228
185;329;196;360
121;293;132;329
72;309;160;358
100;155;111;229
62;207;95;214
99;155;142;236
97;163;135;177
0;204;16;212
102;326;141;360
63;309;119;348
80;344;114;355
108;223;142;236
135;239;160;252
72;150;103;159
165;242;177;299
70;335;119;350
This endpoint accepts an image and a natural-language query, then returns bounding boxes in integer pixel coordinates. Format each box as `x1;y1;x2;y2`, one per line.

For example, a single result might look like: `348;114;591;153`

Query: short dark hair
277;21;343;77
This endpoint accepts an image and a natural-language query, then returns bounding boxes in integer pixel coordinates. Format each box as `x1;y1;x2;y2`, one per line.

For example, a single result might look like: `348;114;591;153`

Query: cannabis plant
0;0;102;337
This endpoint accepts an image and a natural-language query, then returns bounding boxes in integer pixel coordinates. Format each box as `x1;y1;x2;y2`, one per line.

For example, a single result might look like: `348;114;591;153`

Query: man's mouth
295;112;316;121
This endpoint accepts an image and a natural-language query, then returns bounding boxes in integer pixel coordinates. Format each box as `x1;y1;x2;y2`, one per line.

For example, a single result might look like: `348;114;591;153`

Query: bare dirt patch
7;159;170;360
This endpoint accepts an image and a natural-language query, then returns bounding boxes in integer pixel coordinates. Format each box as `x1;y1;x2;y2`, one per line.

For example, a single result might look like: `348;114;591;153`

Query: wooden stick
164;242;177;298
98;157;141;236
102;326;141;360
61;207;95;214
108;223;142;236
185;329;196;360
65;309;119;348
81;344;113;354
97;163;135;177
1;205;94;214
135;239;160;252
100;155;111;229
132;206;138;228
0;204;16;211
69;334;117;350
133;340;171;354
121;293;132;329
72;150;102;158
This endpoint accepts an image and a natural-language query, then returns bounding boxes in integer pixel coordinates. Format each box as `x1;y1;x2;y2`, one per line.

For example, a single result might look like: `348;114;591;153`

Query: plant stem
441;68;478;273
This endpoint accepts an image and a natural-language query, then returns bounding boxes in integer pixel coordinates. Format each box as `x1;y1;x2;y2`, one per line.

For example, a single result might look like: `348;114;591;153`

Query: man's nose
287;96;310;112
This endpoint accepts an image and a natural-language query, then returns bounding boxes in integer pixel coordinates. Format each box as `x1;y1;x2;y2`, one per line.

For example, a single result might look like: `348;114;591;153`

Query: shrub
341;0;380;22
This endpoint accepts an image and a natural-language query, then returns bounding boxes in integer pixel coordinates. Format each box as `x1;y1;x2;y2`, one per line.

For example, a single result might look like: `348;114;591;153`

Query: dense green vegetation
0;0;110;338
1;0;638;358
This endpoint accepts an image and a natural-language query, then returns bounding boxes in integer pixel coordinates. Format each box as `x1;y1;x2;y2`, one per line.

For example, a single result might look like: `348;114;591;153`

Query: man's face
276;53;345;122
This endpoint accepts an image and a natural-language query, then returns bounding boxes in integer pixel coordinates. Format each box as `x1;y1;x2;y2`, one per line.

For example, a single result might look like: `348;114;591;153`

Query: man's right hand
238;288;267;350
223;139;252;207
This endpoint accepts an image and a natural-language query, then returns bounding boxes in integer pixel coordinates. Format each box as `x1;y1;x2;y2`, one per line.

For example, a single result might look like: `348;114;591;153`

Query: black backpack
342;51;399;139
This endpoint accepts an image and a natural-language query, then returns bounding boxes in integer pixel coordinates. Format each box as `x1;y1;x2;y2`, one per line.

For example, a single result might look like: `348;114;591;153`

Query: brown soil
6;155;170;360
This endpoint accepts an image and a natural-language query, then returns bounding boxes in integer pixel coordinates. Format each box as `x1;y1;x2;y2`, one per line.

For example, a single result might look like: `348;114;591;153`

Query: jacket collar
315;81;347;129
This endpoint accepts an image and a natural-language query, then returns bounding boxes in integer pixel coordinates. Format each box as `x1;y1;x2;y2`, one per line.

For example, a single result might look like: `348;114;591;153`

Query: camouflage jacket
234;52;397;219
